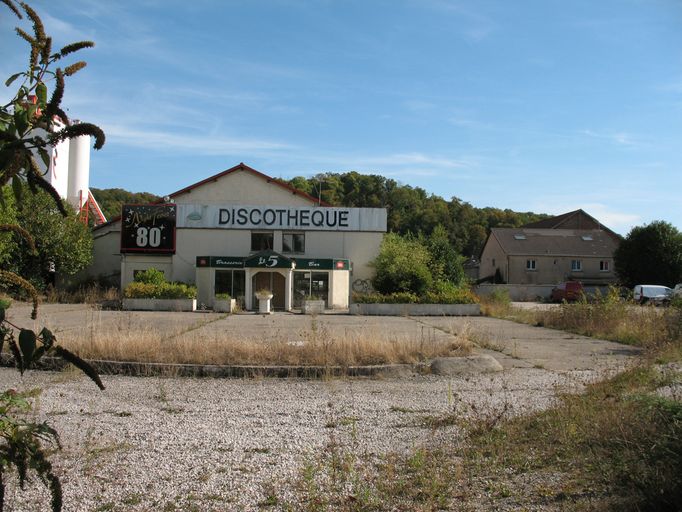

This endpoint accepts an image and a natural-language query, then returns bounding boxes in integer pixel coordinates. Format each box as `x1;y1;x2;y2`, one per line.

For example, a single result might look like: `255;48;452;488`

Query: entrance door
252;272;286;310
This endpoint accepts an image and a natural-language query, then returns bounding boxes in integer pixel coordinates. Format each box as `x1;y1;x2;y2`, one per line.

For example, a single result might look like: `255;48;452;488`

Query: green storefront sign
196;256;244;268
294;258;350;271
196;254;350;270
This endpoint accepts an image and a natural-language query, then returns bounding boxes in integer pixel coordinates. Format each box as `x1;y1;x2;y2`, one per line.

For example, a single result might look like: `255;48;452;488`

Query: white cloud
102;123;293;156
580;129;640;147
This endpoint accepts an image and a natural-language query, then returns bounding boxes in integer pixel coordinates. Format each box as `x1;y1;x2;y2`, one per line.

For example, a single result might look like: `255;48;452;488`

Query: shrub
372;233;433;295
352;286;476;305
353;292;418;304
421;282;478;304
215;292;231;300
133;268;166;286
487;287;511;305
124;281;197;299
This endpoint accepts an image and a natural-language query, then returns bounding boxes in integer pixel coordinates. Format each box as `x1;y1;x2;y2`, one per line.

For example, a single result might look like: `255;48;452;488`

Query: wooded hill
92;172;547;257
91;188;161;221
287;172;547;257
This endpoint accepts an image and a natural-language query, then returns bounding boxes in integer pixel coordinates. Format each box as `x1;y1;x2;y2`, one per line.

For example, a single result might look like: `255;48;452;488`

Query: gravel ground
0;365;599;512
0;306;639;511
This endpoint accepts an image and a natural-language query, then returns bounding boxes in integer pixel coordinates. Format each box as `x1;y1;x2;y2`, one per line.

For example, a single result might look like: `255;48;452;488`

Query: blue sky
2;0;682;234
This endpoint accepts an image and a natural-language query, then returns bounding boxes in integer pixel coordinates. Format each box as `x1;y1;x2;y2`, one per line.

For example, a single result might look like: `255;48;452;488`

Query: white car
633;284;673;305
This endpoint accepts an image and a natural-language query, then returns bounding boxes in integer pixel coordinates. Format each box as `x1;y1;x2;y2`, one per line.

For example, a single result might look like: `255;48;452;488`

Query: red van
550;281;584;302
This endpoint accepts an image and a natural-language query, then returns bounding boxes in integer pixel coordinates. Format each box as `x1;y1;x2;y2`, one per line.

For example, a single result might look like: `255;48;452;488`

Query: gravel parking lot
1;305;640;511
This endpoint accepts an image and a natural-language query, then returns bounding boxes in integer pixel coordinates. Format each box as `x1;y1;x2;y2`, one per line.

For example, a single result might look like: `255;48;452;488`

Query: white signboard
176;204;387;232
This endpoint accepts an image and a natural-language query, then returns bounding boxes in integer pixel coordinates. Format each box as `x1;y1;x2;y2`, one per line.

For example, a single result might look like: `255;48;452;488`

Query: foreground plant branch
0;1;106;510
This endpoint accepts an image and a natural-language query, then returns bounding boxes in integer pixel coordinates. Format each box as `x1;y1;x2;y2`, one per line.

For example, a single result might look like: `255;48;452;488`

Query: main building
83;163;387;311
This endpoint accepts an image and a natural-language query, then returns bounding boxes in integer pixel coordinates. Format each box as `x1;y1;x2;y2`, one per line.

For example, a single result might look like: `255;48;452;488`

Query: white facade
82;164;387;311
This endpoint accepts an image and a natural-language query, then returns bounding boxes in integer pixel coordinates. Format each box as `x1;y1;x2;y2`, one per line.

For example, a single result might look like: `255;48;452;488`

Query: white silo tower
66;125;91;211
32;117;71;199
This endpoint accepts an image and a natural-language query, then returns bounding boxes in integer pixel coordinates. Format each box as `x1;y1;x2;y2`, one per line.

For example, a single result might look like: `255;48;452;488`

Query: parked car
550;281;584;302
632;284;673;305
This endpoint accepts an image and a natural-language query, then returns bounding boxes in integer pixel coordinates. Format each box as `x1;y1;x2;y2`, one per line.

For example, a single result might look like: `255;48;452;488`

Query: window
514;234;527;240
251;232;273;251
600;260;610;272
571;260;582;271
282;233;305;253
215;270;246;301
526;259;536;271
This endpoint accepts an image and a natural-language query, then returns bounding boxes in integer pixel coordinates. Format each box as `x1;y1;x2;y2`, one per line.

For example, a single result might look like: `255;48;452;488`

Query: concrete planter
349;303;480;316
302;299;325;315
213;298;236;313
255;292;274;314
122;298;197;312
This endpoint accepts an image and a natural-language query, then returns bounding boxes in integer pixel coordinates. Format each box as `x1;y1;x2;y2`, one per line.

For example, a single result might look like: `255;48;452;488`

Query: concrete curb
1;354;428;379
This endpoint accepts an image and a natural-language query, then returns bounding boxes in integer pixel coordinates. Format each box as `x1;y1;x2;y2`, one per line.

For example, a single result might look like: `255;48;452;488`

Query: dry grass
55;319;473;367
481;289;682;355
45;284;120;305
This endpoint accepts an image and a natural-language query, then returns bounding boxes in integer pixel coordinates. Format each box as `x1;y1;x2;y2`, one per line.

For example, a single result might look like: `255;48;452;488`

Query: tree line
288;171;547;257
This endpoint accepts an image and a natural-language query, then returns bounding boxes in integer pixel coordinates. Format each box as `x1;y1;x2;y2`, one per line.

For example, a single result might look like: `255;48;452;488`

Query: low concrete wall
349;303;480;316
122;298;197;312
475;284;554;301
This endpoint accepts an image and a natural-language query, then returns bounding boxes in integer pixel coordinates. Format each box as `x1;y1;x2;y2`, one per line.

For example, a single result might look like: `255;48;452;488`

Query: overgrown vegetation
353;284;478;305
281;292;682;510
464;366;682;511
369;232;476;304
482;286;682;356
59;316;472;366
123;267;197;299
0;184;93;291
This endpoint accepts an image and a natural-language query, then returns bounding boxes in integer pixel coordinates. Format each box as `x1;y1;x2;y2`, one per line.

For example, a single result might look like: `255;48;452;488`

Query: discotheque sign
176;204;387;232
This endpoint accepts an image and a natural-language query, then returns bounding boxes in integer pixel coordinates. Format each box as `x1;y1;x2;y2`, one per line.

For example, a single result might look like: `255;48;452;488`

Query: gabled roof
522;209;621;239
94;163;327;230
169;162;329;206
489;228;619;257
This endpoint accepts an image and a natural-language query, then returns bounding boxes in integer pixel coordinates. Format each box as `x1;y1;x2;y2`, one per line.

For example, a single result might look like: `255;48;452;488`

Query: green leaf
12;176;23;203
4;72;23;87
38;147;50;168
36;82;48;105
13;109;29;135
33;346;46;361
39;327;55;348
0;149;12;172
19;329;36;366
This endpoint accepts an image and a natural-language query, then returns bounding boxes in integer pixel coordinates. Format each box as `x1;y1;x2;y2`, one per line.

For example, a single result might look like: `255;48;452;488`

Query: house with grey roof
479;210;621;286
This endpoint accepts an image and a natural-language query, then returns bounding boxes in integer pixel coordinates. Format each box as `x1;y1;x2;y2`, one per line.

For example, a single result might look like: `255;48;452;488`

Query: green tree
90;187;160;220
286;172;548;257
0;2;105;510
2;184;93;289
372;233;433;295
614;220;682;288
426;224;465;285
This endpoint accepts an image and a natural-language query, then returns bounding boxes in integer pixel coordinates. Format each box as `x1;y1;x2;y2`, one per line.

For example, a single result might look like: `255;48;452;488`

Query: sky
2;0;682;235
